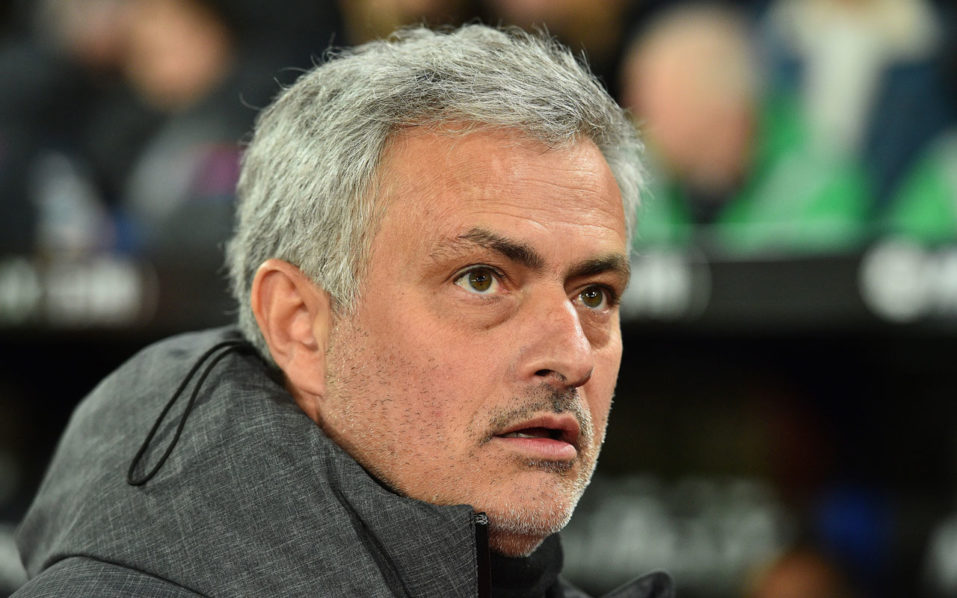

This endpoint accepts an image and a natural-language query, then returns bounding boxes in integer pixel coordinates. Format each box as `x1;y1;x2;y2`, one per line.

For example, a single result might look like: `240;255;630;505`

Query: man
15;25;673;597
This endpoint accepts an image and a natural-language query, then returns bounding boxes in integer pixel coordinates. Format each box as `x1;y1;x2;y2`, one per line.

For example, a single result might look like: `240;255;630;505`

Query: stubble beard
477;387;607;556
322;322;608;557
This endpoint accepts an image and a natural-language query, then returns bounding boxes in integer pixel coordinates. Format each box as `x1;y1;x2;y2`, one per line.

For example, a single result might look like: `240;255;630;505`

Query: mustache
479;386;590;446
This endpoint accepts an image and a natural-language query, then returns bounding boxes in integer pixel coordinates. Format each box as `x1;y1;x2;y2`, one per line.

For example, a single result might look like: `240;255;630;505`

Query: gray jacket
15;327;673;597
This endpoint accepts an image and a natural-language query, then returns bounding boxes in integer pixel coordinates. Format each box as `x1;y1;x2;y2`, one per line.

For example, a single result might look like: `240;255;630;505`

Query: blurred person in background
759;0;952;211
480;0;634;98
116;0;296;258
620;3;871;254
0;0;340;259
878;8;957;244
0;0;135;255
479;0;777;111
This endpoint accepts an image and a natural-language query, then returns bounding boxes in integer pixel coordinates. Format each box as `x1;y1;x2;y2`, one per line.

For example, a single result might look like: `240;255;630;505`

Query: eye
578;286;609;310
454;266;501;295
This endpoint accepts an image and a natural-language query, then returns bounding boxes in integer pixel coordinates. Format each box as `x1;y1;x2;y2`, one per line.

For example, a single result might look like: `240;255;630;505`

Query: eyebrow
439;227;631;286
457;228;545;270
568;254;631;287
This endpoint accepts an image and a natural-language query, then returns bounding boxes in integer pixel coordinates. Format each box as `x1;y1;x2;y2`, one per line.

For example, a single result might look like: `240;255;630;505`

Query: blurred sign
859;241;957;323
622;251;711;321
0;256;157;328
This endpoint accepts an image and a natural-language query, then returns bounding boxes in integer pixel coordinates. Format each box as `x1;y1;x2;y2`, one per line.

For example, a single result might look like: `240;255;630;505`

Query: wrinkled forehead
365;126;627;263
374;125;621;211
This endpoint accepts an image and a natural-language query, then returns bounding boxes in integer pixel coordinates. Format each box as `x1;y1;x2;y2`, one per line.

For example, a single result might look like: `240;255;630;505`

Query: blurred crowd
626;0;957;255
1;0;956;261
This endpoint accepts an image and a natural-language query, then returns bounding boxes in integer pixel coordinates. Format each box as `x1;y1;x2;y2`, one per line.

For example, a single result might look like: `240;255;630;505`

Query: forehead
374;127;627;250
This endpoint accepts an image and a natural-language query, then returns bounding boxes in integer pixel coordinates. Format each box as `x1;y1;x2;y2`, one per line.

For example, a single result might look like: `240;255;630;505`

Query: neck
489;534;563;598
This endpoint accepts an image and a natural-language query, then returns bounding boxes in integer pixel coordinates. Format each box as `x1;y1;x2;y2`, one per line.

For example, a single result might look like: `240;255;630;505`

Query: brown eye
579;286;606;309
454;267;499;294
468;269;492;291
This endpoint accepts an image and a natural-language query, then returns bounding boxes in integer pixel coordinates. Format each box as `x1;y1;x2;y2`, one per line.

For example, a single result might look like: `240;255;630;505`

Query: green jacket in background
635;95;872;255
882;130;957;244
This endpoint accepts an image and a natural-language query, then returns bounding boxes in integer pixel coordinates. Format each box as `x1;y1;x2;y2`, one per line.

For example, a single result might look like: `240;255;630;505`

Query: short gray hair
226;24;644;358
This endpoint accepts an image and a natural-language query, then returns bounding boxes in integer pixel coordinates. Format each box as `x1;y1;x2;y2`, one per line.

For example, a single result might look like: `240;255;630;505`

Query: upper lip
494;413;582;449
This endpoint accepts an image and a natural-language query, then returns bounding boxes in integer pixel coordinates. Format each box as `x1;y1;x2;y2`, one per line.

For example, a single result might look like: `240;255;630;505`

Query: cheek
404;336;513;445
588;341;622;427
368;327;472;425
587;385;614;434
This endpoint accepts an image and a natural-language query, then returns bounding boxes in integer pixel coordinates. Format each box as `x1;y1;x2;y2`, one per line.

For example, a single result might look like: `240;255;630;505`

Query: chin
484;490;577;557
488;530;548;557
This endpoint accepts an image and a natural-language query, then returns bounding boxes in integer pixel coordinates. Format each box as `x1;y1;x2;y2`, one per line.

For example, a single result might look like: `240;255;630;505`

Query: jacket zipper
473;512;491;598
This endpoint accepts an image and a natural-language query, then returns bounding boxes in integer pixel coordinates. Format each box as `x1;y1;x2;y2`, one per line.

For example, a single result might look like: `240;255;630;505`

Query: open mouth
501;427;567;442
494;415;581;450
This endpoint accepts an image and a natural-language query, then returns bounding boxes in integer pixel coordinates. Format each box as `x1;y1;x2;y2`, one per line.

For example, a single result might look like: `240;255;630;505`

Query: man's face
320;128;629;556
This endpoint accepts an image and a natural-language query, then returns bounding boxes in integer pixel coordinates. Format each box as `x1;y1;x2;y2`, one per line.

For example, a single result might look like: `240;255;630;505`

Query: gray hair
226;24;644;358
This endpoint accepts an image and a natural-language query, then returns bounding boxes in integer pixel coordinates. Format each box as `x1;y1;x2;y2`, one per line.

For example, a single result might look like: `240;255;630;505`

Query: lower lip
493;436;578;461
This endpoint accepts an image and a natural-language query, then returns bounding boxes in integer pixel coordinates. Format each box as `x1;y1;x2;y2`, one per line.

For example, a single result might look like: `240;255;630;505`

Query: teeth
502;427;559;440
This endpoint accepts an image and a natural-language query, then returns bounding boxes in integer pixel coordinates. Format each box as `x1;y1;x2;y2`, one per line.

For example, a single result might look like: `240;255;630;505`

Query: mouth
492;414;582;461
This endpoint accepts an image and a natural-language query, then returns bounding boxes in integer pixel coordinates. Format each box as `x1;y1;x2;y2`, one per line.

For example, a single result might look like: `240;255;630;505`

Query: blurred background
2;0;957;596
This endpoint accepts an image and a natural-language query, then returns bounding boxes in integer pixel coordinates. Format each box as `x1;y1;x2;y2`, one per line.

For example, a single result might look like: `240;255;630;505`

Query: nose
519;292;594;389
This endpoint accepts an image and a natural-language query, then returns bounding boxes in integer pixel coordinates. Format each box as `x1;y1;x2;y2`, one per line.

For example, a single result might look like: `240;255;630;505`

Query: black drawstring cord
127;339;255;486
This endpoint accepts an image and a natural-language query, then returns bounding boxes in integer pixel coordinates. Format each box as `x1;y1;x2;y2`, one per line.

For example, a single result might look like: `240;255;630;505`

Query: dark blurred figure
0;0;344;258
116;0;350;256
338;0;475;44
0;0;134;255
878;4;957;243
480;0;633;97
621;3;871;255
116;0;251;257
117;0;349;258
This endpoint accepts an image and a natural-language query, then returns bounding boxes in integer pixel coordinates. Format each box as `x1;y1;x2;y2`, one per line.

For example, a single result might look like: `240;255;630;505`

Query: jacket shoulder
13;557;202;598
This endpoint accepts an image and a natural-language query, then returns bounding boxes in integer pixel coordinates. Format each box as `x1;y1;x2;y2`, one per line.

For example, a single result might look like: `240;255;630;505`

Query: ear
251;259;332;423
